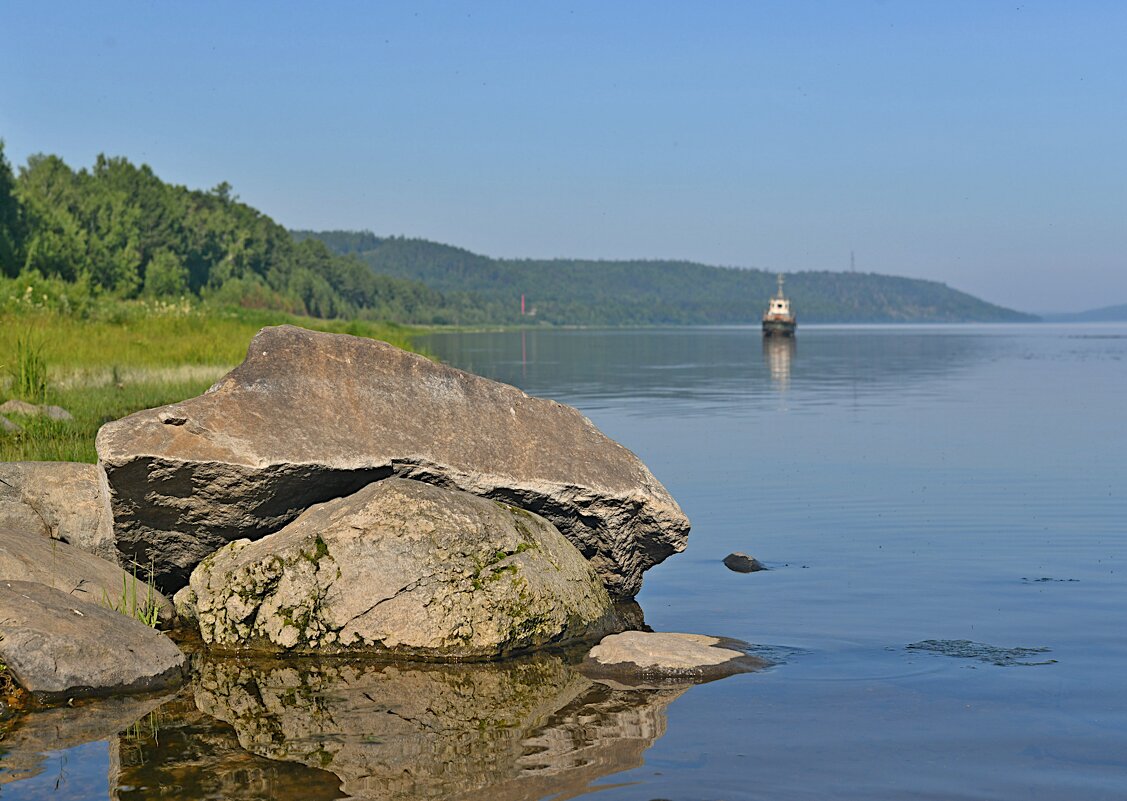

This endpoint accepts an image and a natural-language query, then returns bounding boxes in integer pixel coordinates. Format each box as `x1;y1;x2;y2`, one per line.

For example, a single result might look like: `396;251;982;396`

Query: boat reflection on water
107;652;693;801
763;335;795;390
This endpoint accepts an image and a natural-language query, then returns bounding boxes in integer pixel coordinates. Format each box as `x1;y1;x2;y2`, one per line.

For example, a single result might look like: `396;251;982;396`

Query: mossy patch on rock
184;479;624;659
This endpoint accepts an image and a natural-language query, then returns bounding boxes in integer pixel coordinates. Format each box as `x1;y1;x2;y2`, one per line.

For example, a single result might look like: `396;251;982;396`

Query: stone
181;478;621;658
41;404;74;422
0;399;40;416
0;414;20;433
0;400;73;421
96;325;689;597
0;461;117;562
0;526;174;623
723;552;767;572
0;580;186;700
191;652;688;801
580;631;768;684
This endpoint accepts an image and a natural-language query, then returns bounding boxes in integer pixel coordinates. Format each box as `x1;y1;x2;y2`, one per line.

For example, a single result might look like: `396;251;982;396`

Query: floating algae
906;639;1056;667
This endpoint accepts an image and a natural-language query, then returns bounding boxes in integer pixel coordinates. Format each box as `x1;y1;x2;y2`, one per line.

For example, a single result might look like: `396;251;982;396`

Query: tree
143;248;189;297
0;140;24;277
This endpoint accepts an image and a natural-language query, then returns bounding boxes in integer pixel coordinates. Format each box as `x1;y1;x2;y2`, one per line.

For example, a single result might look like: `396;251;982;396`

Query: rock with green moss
177;478;622;658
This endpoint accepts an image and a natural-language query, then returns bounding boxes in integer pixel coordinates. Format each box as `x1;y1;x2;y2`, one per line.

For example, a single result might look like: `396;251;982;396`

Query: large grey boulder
178;478;620;658
96;325;689;597
0;461;117;562
0;580;185;700
0;526;174;623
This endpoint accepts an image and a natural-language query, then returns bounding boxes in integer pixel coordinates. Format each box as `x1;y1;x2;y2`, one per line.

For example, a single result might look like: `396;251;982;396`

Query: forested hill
0;145;493;325
295;231;1036;324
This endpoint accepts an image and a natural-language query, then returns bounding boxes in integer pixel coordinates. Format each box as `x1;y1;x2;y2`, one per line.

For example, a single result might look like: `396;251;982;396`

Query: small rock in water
580;631;769;685
723;552;766;573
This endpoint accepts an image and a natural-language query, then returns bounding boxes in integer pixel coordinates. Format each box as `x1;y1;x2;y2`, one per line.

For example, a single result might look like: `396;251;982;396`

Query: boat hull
762;318;796;337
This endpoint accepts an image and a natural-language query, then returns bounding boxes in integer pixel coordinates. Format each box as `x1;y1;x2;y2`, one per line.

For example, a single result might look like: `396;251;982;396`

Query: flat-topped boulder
580;631;768;685
177;478;621;658
97;325;689;596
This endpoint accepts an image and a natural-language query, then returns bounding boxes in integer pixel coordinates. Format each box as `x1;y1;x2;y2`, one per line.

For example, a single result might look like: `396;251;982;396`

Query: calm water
3;324;1125;800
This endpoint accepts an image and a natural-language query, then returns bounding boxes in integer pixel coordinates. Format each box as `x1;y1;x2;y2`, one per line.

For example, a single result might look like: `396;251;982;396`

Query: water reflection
420;326;998;413
762;336;795;389
105;657;689;801
111;693;345;801
0;692;168;792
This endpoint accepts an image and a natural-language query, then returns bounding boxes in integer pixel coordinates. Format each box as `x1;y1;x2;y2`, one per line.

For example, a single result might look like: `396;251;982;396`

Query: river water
3;324;1125;800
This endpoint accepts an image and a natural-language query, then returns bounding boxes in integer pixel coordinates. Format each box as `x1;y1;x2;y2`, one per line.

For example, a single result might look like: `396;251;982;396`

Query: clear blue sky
3;1;1125;312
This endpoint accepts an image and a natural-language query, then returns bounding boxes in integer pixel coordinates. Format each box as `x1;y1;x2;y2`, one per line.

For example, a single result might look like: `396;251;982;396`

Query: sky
2;1;1125;313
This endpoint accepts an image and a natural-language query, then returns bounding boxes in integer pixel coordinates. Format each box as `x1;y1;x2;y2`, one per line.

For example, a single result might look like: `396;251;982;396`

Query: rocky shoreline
2;326;760;719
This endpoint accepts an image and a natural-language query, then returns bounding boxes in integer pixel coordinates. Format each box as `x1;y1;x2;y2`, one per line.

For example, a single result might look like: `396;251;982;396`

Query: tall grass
1;298;424;462
7;331;48;403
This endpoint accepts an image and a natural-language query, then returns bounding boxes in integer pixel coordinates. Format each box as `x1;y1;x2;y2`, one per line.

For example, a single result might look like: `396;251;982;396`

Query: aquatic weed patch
906;639;1056;666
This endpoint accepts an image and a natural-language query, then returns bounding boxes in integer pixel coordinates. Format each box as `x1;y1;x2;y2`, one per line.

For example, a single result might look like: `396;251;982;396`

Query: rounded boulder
179;478;622;658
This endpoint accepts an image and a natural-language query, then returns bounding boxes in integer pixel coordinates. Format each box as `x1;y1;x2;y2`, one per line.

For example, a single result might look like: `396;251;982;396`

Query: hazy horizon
3;1;1125;314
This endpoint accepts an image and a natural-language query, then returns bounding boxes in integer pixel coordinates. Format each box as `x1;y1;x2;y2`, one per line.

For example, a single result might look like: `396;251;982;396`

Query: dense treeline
0;143;495;324
301;231;1035;324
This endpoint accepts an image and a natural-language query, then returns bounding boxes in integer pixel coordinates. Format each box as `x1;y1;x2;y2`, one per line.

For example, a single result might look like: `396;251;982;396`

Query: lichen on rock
183;478;623;658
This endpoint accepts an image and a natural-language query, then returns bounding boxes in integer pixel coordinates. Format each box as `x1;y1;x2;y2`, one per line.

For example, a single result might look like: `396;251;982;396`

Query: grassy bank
1;300;421;463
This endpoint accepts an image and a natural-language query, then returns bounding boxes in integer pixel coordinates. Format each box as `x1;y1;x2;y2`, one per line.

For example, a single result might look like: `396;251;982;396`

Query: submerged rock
0;581;185;700
580;631;768;684
179;478;620;658
96;325;689;597
0;461;116;561
723;552;766;573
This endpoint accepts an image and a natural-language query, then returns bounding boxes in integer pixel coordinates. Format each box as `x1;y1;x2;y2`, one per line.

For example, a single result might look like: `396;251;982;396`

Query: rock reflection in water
0;693;168;790
190;653;687;801
111;693;345;801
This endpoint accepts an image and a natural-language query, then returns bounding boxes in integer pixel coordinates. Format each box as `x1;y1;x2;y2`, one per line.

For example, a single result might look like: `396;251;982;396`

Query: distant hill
1040;303;1127;323
294;230;1036;325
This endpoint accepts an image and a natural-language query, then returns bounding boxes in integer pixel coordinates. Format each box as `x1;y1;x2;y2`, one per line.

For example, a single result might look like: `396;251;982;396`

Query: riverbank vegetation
0;281;418;462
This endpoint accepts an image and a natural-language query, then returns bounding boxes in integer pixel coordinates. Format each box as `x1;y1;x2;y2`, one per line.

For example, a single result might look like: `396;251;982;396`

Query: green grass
0;301;424;463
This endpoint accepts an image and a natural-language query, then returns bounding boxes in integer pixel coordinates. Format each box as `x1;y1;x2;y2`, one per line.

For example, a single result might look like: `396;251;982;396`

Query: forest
298;232;1035;324
0;143;1032;326
0;144;493;325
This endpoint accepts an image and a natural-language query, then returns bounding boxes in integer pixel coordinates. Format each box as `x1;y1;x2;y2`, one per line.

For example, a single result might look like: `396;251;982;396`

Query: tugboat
762;273;796;337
